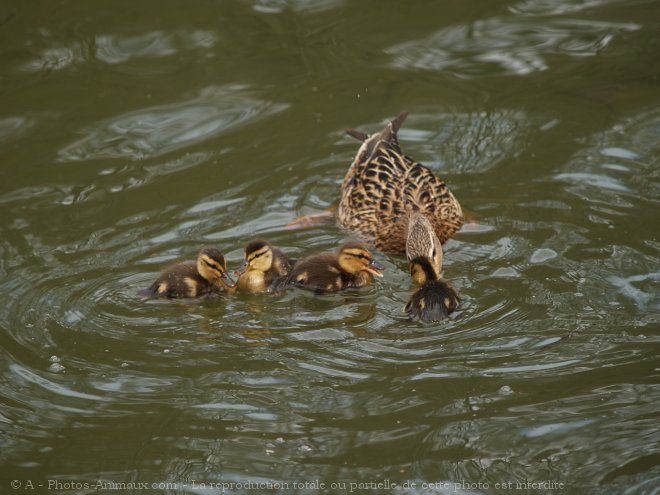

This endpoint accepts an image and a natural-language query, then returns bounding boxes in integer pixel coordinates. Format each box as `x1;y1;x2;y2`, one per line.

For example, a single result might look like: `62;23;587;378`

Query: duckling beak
220;271;237;289
234;260;249;278
366;259;385;278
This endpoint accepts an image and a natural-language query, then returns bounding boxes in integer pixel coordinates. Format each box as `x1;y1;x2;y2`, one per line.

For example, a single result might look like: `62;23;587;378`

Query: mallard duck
141;247;236;299
404;213;460;321
285;242;384;293
338;112;463;254
236;239;295;293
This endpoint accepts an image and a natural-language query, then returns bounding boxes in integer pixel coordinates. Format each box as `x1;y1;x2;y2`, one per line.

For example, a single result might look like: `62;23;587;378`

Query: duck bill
233;260;249;278
220;271;237;289
366;259;385;278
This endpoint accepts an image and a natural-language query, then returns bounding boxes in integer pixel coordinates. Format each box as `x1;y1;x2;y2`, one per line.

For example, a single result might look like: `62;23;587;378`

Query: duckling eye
203;259;222;272
248;250;268;263
432;248;436;258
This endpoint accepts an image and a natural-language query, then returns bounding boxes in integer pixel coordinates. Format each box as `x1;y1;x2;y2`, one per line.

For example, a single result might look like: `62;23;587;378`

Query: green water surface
0;1;659;494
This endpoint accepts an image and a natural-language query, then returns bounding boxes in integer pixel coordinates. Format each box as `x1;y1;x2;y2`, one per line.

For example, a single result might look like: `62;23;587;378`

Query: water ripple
1;2;658;490
58;86;288;161
251;0;343;14
511;0;629;16
385;110;537;174
0;116;36;145
387;17;639;76
21;29;219;73
95;30;217;65
556;105;660;203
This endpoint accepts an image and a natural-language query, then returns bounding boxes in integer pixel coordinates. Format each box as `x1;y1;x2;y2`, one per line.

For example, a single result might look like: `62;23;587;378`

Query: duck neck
409;257;439;285
238;269;266;292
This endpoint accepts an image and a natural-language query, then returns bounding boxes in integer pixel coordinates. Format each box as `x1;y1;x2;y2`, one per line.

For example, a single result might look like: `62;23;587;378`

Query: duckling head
337;242;385;277
197;247;236;290
237;239;273;276
405;213;443;286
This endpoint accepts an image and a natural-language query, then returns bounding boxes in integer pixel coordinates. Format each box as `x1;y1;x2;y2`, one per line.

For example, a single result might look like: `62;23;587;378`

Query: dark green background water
1;1;659;494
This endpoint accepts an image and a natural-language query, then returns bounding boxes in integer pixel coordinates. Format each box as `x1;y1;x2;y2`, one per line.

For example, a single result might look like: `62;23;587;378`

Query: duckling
404;213;460;321
236;239;295;293
285;242;384;293
141;247;236;299
338;112;464;254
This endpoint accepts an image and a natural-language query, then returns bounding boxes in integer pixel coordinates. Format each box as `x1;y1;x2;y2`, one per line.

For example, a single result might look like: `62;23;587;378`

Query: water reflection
396;110;535;173
58;85;288;161
21;45;83;72
1;0;659;492
96;30;217;64
21;30;218;73
0;116;35;145
510;0;624;16
555;105;660;221
387;17;639;76
250;0;343;14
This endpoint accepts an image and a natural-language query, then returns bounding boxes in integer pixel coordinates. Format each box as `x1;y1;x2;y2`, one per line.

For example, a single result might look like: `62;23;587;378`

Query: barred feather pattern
338;115;463;254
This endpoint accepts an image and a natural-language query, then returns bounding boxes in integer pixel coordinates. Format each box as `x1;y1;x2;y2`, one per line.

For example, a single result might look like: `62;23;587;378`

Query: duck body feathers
283;242;384;294
238;246;296;293
286;253;374;293
237;239;296;294
338;112;463;254
404;212;460;321
404;279;460;322
141;247;235;299
142;262;223;299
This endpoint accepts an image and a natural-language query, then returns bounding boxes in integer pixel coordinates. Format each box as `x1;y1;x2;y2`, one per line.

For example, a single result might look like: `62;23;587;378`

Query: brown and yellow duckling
285;242;385;293
338;112;464;254
404;213;460;322
141;247;236;299
236;239;295;293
